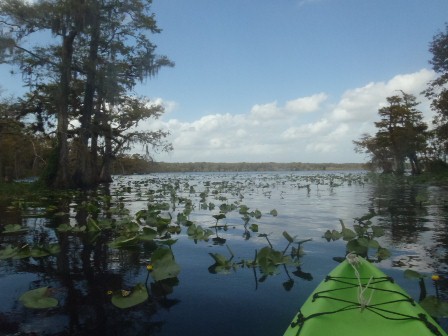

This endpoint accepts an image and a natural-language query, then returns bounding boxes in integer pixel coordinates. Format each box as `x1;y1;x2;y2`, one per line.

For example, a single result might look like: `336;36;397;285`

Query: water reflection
1;172;448;335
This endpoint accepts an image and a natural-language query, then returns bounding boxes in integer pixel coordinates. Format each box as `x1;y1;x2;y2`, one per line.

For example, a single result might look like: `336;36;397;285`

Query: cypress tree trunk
73;5;101;188
51;30;77;189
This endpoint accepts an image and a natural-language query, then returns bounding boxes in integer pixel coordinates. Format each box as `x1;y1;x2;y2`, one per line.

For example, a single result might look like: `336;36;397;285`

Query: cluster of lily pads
0;172;394;312
0;173;344;310
323;211;391;262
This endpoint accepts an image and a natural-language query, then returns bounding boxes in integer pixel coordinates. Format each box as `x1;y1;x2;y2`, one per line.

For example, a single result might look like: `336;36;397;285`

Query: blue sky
2;0;448;163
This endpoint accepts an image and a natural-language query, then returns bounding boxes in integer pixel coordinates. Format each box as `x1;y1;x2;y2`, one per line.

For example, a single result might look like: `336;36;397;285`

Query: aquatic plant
19;287;58;309
324;211;390;261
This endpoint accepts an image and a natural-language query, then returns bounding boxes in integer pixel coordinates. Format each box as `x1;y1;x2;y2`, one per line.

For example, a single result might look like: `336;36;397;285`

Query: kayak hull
283;256;447;336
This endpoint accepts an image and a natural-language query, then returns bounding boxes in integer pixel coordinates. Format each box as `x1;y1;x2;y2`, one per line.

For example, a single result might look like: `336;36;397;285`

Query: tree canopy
0;0;173;188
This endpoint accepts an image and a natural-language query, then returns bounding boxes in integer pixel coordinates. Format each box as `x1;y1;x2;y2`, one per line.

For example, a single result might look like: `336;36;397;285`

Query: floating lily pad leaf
111;283;148;309
239;205;249;214
346;240;368;256
404;269;425;280
209;253;227;266
256;246;290;275
376;247;391;260
341;228;356;241
138;227;158;242
323;230;332;241
151;248;180;281
108;235;139;249
208;253;234;274
249;224;259;232
0;245;18;259
30;246;51;258
420;296;448;318
97;219;113;229
353;225;365;236
2;224;28;235
56;224;86;232
253;210;262;219
187;224;213;242
371;226;385;238
19;287;58;309
331;230;341;240
357;237;370;247
270;209;278;216
14;246;31;259
160;239;178;247
213;214;226;221
368;239;380;248
86;217;101;232
30;243;61;257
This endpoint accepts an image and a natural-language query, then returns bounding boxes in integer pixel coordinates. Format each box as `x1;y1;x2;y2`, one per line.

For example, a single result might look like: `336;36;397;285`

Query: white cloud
285;93;328;114
331;69;435;123
140;69;435;163
153;97;178;114
249;93;327;121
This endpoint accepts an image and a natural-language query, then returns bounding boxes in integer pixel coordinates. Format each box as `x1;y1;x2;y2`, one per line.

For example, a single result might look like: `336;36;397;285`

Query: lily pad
1;224;28;235
0;245;18;259
108;235;139;249
19;287;58;309
150;248;180;281
138;227;158;242
111;283;148;309
420;296;448;318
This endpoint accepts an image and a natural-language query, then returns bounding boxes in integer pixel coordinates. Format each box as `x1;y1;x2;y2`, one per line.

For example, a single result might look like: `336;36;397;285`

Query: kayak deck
284;255;447;336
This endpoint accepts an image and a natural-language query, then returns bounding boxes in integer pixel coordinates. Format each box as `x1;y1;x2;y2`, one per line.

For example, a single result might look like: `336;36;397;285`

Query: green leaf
331;230;342;240
209;253;228;266
357;237;370;247
0;245;18;259
368;239;380;248
376;247;391;260
420;296;448;318
249;223;259;232
108;235;139;249
19;287;58;309
213;214;226;221
111;283;148;309
283;231;294;243
151;248;180;281
346;240;368;256
270;209;278;216
341;228;356;241
371;226;385;238
323;230;332;240
138;227;158;242
2;224;28;235
86;217;101;232
353;225;365;236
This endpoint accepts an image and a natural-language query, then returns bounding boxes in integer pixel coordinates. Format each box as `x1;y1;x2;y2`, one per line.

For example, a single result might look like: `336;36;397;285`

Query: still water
1;171;448;335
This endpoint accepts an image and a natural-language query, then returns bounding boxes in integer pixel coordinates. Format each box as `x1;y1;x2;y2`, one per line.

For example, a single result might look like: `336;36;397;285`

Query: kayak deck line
284;255;447;336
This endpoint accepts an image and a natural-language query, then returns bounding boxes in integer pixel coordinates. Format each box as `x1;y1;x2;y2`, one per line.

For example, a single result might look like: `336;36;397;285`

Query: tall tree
424;23;448;163
71;0;173;187
0;0;173;188
354;92;428;175
0;0;87;188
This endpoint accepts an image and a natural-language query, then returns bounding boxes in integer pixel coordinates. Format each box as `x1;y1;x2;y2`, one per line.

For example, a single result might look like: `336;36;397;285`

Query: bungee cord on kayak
346;253;375;311
288;254;445;336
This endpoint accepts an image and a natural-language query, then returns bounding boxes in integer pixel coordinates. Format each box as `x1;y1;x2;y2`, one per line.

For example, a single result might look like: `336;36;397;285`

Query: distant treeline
111;157;366;174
